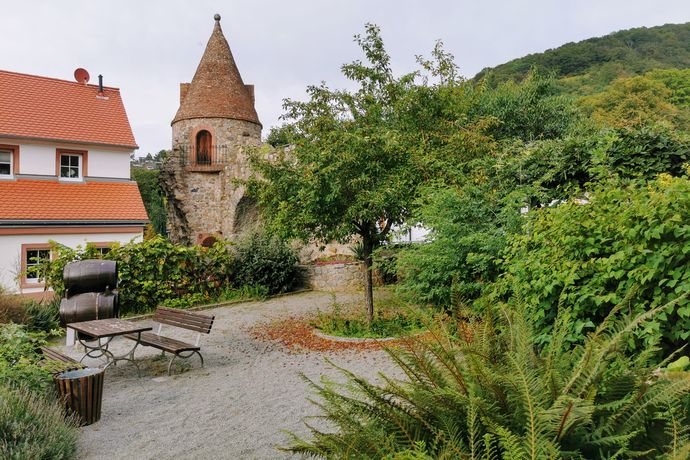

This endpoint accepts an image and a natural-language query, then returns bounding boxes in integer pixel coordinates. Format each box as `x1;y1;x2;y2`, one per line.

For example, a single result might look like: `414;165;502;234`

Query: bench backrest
154;307;214;334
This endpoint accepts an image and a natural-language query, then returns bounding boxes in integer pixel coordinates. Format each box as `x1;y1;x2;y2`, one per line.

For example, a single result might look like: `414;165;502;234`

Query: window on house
196;130;212;165
60;154;82;180
0;150;12;177
25;248;51;283
87;242;115;257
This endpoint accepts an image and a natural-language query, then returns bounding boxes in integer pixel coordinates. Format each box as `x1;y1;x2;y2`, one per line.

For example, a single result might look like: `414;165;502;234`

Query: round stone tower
161;14;262;245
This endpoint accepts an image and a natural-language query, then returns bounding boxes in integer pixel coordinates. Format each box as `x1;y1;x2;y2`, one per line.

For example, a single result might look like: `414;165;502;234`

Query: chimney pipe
98;74;103;94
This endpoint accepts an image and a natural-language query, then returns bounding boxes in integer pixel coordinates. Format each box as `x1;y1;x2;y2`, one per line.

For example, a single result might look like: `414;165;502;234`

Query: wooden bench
40;347;84;373
124;307;215;375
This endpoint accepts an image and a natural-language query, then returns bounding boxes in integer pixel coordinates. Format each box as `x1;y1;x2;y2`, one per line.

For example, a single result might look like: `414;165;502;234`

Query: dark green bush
373;245;402;285
44;235;298;315
497;174;690;350
230;232;303;295
0;386;79;460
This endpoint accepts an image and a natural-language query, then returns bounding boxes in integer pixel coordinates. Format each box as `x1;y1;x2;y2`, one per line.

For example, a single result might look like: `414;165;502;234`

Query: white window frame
0;149;13;179
59;153;82;181
25;248;51;284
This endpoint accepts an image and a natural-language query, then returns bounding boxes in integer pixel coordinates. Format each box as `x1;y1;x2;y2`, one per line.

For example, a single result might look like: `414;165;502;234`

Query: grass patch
312;292;429;339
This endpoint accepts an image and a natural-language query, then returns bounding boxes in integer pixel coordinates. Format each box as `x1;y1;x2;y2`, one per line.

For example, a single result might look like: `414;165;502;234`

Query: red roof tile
0;70;138;149
0;180;149;222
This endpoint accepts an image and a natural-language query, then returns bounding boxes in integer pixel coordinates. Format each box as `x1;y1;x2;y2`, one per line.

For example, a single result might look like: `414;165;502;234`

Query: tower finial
214;13;221;22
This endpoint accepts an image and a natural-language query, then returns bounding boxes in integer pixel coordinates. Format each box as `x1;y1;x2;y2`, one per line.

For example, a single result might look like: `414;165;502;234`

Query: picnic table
67;318;152;376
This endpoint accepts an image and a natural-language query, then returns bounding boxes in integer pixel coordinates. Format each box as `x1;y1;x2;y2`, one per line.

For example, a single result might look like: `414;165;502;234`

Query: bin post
54;367;105;425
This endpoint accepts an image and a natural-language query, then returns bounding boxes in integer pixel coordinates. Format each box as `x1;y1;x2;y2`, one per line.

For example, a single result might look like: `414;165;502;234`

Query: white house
0;69;148;298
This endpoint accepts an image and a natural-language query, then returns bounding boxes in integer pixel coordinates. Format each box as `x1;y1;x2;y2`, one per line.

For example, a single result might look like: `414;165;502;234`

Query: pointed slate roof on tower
172;14;260;126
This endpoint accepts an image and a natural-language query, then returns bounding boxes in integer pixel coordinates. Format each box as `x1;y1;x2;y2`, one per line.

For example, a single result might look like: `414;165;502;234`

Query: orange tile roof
0;180;149;222
0;70;138;149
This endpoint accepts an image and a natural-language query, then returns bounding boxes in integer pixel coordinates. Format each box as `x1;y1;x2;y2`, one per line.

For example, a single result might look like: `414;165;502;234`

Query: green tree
471;71;581;141
130;167;167;236
579;75;677;128
248;25;487;324
247;25;418;324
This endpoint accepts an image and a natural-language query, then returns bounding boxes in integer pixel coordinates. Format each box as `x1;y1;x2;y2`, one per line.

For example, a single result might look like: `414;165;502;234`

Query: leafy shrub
373;245;402;285
46;237;235;315
396;186;522;307
498;175;690;350
287;296;690;458
0;386;79;460
594;125;690;180
0;323;55;395
230;231;303;295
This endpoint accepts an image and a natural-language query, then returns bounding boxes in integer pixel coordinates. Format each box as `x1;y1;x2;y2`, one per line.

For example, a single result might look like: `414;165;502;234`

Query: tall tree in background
248;25;487;324
248;25;412;324
131;164;167;236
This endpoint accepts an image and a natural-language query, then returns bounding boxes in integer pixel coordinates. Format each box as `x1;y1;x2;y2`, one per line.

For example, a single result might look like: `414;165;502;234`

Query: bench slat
155;310;213;328
154;308;214;334
155;307;214;324
40;347;83;373
124;332;200;353
41;347;78;364
156;306;213;319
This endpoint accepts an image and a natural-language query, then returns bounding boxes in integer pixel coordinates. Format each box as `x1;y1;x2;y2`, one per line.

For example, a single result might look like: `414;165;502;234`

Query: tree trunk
362;235;375;326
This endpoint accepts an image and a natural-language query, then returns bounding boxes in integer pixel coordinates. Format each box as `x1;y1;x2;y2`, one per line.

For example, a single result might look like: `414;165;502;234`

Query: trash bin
54;367;105;425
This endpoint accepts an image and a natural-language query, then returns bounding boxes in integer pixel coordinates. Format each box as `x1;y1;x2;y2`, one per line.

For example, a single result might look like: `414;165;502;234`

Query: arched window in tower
196;130;212;165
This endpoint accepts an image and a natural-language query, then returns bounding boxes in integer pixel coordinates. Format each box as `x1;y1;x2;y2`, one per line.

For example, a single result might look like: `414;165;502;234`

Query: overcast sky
2;1;689;156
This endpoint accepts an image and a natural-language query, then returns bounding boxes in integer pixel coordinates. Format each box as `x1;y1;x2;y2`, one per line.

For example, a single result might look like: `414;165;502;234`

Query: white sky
2;0;689;156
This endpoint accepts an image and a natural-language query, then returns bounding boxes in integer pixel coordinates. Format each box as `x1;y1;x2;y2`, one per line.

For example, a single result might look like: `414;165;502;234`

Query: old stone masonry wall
307;262;365;291
160;118;262;245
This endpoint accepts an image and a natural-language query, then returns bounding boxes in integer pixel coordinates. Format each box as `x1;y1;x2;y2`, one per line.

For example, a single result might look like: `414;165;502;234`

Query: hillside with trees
475;22;690;92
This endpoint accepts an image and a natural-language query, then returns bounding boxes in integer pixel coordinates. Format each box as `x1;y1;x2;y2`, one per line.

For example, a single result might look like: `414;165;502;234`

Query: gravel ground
58;291;401;460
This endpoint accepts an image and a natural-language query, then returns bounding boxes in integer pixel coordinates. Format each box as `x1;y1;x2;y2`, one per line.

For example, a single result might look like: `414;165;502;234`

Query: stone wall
161;117;262;244
307;262;364;292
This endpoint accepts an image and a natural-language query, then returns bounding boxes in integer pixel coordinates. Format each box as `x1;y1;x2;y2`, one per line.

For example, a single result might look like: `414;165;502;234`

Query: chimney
98;74;104;94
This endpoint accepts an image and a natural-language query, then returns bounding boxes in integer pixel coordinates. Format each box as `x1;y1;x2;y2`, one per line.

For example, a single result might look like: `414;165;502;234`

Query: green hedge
497;174;690;350
45;234;301;315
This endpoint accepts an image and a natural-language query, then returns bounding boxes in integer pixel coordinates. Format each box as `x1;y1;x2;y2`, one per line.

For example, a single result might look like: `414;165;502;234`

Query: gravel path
59;291;401;459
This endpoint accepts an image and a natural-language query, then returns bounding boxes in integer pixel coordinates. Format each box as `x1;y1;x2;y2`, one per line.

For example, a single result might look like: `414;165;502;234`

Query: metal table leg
78;332;144;377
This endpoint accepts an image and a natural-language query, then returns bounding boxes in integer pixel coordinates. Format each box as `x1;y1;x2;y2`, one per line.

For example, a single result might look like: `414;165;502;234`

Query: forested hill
474;22;690;84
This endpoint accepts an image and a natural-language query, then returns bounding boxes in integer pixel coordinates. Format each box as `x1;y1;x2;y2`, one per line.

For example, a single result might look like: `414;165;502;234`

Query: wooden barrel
63;260;117;295
59;292;118;327
54;367;105;425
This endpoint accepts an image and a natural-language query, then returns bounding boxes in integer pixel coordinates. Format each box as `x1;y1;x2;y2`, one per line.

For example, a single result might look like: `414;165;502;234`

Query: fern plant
285;294;690;459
